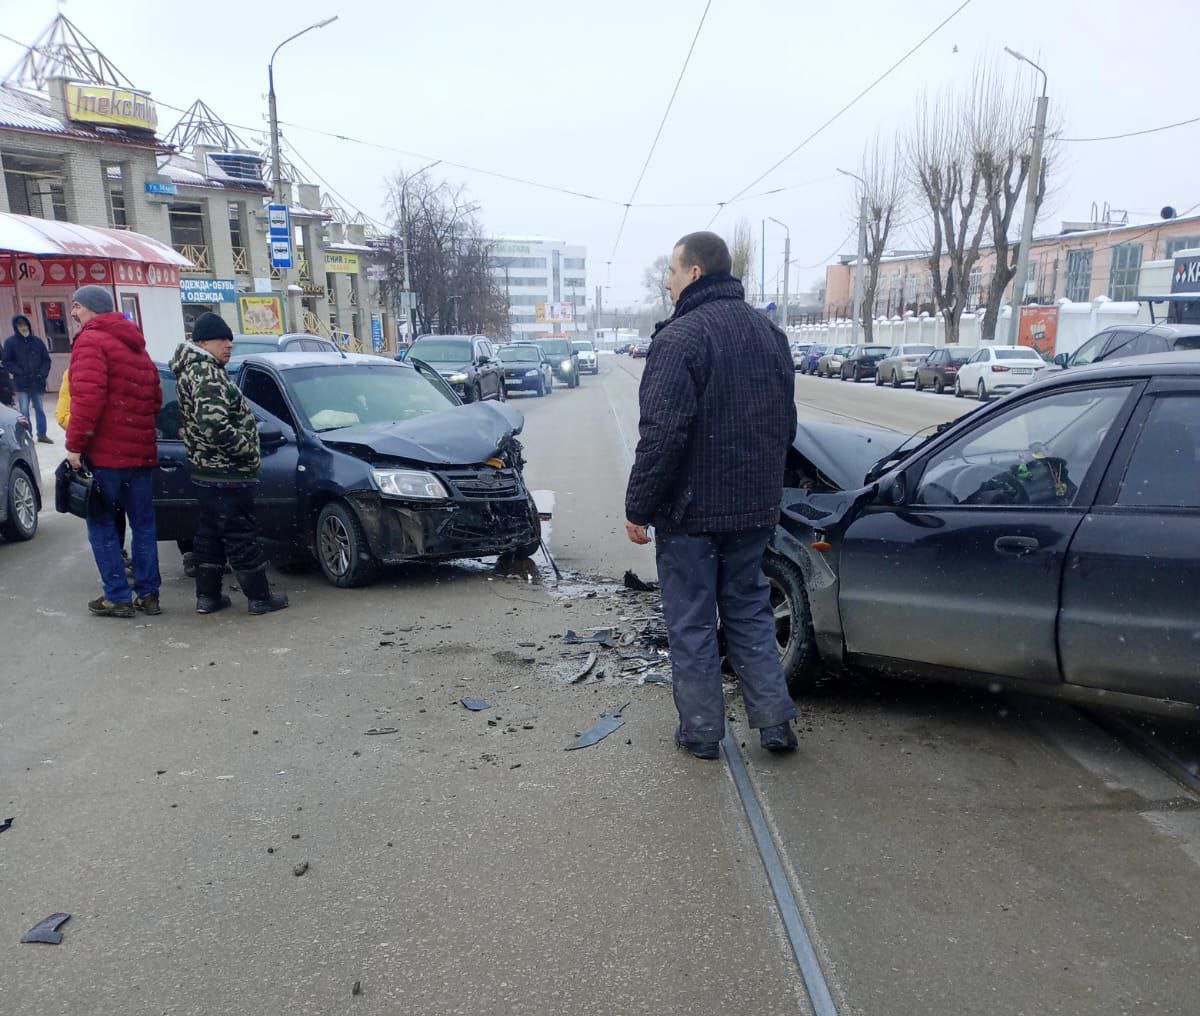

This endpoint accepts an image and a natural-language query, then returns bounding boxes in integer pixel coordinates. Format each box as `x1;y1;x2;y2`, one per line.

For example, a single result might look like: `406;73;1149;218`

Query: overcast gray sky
4;0;1198;306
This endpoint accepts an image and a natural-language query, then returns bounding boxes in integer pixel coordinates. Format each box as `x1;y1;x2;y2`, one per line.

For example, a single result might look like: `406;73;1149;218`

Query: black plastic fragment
624;570;660;593
0;817;12;834
566;702;631;751
565;628;615;646
364;727;398;735
21;913;70;945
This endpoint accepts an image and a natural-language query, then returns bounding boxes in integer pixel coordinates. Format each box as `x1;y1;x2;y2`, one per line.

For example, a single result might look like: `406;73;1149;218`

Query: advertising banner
1017;305;1059;357
371;314;384;352
324;252;360;274
535;302;575;323
238;295;284;335
180;278;238;304
65;84;158;131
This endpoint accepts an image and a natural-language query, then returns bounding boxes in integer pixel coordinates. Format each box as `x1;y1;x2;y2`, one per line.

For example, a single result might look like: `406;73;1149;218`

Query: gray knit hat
72;285;114;315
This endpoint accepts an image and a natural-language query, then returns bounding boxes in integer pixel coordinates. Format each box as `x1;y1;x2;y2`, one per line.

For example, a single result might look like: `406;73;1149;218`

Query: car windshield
572;341;594;352
409;339;472;363
997;348;1043;360
231;340;278;355
536;340;572;357
864;347;889;358
286;365;457;432
499;346;541;363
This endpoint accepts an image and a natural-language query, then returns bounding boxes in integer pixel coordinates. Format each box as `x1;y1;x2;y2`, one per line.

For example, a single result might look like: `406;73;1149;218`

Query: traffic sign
268;203;293;269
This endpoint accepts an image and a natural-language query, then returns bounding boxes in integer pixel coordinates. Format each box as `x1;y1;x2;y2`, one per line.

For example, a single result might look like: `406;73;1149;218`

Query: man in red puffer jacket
65;285;163;618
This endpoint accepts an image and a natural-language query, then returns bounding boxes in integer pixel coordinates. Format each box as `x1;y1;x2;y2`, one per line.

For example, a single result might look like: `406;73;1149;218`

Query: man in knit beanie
66;285;163;618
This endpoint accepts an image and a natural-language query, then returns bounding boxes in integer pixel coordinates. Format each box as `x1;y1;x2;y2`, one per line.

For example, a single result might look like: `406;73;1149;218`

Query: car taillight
991;364;1010;373
945;365;959;373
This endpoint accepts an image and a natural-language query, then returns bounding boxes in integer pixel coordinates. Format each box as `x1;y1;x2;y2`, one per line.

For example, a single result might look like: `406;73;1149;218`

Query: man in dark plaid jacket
625;231;799;760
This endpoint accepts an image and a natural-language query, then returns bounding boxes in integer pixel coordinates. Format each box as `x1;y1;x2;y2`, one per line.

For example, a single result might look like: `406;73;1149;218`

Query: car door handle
994;536;1039;556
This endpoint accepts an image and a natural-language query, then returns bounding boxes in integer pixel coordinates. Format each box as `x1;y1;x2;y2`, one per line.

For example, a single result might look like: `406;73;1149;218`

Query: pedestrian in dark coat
625;231;799;759
1;315;52;441
65;286;162;619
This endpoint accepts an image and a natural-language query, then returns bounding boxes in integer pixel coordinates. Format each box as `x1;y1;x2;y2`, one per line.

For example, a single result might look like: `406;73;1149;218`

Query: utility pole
1005;47;1049;344
760;219;766;304
769;217;789;335
268;17;337;335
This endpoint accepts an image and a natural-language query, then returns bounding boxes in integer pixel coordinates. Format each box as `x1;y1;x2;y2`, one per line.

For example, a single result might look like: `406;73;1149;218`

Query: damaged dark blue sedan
153;353;541;587
769;353;1200;720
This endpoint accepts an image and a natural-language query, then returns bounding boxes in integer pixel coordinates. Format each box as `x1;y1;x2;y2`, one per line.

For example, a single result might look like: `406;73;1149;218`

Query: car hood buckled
323;402;525;466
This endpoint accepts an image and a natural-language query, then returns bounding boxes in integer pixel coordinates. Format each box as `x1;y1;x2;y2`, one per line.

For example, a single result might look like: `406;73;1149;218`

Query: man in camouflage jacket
170;313;287;616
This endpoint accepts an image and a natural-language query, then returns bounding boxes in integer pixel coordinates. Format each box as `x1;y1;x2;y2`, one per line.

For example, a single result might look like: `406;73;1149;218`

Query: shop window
1165;236;1200;259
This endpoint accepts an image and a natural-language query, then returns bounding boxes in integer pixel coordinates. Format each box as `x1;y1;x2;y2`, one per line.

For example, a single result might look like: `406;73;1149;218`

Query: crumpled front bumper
346;488;539;564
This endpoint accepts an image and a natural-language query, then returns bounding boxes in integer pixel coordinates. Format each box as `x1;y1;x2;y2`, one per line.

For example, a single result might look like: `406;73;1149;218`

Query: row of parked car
791;322;1200;400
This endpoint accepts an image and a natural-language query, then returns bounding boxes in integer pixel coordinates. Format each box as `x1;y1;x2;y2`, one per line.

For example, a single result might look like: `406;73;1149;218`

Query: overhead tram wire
706;0;975;227
608;0;713;262
1057;114;1200;143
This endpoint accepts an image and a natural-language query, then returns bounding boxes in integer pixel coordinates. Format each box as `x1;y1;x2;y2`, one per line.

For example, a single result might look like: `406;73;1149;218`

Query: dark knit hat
192;312;234;343
72;285;114;315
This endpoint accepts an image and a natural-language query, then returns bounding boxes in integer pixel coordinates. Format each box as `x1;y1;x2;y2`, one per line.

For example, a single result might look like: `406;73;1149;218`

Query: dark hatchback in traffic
764;352;1200;720
533;338;580;387
838;344;890;382
153;353;541;587
401;334;505;403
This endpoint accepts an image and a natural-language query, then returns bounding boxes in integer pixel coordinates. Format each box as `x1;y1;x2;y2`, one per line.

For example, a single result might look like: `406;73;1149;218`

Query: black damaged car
766;352;1200;720
153;353;541;587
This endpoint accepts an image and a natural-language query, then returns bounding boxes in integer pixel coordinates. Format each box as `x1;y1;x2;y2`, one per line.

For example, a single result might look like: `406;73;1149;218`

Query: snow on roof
0;211;191;265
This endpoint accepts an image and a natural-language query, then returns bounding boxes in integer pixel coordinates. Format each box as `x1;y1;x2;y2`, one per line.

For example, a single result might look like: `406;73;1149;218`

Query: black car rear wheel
762;551;818;694
316;501;379;588
1;466;38;542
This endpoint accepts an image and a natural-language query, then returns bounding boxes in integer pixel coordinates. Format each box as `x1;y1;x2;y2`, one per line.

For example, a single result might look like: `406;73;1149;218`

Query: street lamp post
1004;47;1049;344
838;168;869;344
400;159;441;339
268;16;338;334
767;217;790;336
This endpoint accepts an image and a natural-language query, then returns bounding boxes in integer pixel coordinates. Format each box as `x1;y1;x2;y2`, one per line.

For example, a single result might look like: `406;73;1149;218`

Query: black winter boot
195;564;232;615
236;566;289;615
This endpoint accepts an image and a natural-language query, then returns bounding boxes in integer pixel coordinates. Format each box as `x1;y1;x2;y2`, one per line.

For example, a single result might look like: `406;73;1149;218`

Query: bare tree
907;87;991;346
383;172;508;336
970;59;1058;340
641;254;671;315
727;217;757;297
852;132;905;343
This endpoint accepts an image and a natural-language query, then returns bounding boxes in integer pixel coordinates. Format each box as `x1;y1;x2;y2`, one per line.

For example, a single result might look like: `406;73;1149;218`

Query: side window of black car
157;374;182;441
1117;394;1200;509
915;386;1132;508
241;369;297;431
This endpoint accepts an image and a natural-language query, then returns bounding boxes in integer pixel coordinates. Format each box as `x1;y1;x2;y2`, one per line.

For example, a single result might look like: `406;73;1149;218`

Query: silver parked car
816;345;853;378
0;402;40;542
875;344;935;387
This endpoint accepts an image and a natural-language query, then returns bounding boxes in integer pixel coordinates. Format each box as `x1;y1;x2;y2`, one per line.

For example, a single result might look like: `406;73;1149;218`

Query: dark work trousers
192;482;267;573
655;527;799;743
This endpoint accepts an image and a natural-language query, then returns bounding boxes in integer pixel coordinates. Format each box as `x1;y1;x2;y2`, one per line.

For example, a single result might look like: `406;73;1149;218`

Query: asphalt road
3;356;1198;1014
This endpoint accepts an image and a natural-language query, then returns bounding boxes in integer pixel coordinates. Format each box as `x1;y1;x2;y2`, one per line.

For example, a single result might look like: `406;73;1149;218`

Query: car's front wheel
315;501;379;588
977;379;988;401
1;466;38;542
762;552;818;694
914;373;924;391
875;371;884;386
892;371;902;389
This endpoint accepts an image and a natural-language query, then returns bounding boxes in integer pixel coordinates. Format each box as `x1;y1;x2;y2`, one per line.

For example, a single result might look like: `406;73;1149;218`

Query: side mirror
878;472;908;506
1052;352;1069;367
257;421;285;449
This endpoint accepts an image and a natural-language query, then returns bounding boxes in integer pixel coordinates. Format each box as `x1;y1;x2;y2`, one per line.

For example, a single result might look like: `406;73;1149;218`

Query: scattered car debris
0;817;12;834
570;652;598;684
364;727;398;736
639;671;671;687
566;702;631;751
565;627;616;646
460;698;490;712
293;861;309;877
21;913;70;945
624;570;660;593
352;980;362;996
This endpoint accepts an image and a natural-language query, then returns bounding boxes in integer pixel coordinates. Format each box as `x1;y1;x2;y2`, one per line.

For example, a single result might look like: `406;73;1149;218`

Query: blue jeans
656;527;799;742
87;467;160;603
17;390;47;437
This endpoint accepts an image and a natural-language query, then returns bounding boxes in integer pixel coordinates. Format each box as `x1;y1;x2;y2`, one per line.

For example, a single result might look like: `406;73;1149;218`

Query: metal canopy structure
3;14;135;91
164;99;251;153
0;211;191;264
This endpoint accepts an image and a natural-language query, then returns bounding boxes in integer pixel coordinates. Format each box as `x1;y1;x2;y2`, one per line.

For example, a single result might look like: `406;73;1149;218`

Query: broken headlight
371;468;449;499
448;372;469;384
